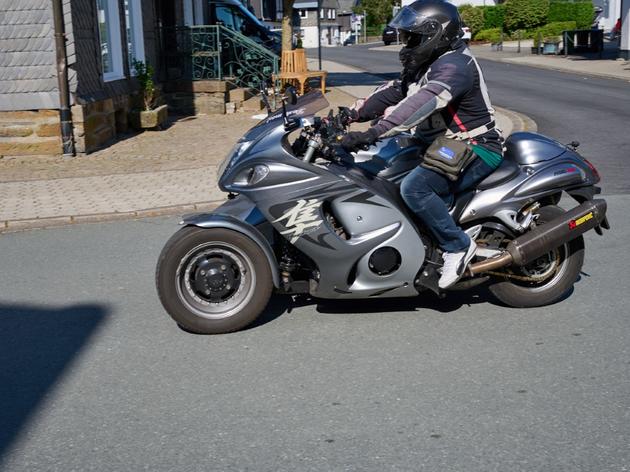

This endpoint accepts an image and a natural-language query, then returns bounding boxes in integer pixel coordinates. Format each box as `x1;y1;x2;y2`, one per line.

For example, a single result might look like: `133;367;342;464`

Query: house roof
337;0;358;14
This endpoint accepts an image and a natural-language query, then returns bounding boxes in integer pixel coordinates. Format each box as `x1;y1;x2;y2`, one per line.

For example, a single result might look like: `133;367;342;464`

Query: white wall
594;0;622;31
621;0;629;58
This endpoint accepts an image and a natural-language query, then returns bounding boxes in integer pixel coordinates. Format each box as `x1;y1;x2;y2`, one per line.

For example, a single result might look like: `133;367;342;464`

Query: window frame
125;0;145;73
299;9;308;19
97;0;125;82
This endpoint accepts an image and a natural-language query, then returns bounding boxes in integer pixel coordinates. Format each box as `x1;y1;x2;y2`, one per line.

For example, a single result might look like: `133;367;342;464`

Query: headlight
216;140;253;178
232;164;269;187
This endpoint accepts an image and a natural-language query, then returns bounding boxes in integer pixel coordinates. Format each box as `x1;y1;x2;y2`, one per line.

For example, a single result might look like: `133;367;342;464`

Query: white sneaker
438;239;477;289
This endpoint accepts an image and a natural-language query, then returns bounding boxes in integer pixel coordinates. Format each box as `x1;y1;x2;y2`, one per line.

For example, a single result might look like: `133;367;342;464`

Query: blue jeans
400;158;495;253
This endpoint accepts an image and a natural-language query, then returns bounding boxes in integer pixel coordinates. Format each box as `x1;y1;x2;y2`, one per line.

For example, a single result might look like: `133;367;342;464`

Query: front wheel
484;205;585;307
156;227;273;334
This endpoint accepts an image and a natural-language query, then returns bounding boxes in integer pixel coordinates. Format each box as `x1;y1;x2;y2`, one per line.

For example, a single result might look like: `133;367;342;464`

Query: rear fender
181;201;280;288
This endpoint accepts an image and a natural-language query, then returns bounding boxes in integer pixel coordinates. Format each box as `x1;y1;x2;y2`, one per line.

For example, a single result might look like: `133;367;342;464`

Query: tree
282;0;294;52
354;0;395;27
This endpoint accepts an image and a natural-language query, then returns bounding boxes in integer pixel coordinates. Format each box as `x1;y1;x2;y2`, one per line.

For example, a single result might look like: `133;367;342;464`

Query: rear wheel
481;205;585;307
156;227;273;334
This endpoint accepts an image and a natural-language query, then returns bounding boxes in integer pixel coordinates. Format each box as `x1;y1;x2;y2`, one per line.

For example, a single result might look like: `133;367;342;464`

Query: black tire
155;226;273;334
384;41;391;46
489;205;585;308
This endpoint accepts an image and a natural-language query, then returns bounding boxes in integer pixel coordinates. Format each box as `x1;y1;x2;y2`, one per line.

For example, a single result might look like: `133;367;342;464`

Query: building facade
0;0;159;156
293;0;342;48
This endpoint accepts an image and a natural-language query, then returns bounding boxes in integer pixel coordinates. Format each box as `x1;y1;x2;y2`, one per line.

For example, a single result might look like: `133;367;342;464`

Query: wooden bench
274;49;327;95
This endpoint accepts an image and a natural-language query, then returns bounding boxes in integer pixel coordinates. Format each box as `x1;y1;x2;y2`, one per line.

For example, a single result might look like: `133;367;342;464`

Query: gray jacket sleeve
371;61;474;138
352;80;405;122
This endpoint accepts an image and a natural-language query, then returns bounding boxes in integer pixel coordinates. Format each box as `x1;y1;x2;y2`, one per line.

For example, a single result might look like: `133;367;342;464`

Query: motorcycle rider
340;0;504;289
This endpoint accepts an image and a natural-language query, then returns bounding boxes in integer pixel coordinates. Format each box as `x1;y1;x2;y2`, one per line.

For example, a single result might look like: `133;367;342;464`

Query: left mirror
285;86;298;105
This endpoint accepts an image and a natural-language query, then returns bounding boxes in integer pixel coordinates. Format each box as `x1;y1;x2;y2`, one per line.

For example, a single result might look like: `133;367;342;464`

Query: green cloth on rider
472;144;503;170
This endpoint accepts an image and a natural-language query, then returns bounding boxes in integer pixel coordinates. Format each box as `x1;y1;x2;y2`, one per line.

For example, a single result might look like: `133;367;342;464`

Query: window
327;8;334;19
299;9;308;19
125;0;145;71
97;0;124;81
320;8;324;19
332;9;336;19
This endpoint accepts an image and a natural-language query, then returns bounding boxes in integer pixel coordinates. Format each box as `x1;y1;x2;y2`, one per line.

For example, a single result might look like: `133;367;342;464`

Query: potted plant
129;59;168;130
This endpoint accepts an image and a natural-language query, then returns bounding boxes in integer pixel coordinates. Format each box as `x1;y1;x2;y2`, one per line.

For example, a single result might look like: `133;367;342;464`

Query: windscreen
266;90;330;123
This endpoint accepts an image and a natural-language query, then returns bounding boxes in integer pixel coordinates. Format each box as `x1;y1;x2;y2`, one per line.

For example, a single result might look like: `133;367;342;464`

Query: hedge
548;2;594;29
532;20;577;44
481;5;505;29
458;4;485;34
474;28;503;43
504;0;550;31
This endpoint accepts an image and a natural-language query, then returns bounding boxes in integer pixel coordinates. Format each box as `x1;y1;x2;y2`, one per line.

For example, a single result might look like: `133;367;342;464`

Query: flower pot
130;104;168;130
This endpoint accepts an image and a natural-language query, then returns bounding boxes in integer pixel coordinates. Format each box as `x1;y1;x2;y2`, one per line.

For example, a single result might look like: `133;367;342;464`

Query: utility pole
317;0;322;70
363;9;367;43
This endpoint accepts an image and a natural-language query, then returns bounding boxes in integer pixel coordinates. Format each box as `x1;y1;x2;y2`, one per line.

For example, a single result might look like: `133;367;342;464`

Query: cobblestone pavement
0;82;529;232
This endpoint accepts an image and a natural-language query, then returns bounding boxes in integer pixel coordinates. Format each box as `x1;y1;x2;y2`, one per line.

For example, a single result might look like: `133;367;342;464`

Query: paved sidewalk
371;42;630;82
0;63;535;232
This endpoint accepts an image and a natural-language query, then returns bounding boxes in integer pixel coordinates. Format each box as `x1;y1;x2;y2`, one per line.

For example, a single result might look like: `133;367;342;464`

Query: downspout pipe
52;0;75;156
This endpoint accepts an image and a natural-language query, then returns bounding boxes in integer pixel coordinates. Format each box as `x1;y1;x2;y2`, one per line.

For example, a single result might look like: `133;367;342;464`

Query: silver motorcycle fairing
237;162;425;299
459;150;599;230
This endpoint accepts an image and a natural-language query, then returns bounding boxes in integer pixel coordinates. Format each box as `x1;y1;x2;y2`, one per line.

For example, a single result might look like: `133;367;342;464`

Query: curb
475;54;630;83
0;200;223;234
495;106;538;133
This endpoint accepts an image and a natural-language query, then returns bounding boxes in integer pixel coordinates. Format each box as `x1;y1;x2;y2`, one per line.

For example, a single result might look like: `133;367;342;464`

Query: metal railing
159;25;279;88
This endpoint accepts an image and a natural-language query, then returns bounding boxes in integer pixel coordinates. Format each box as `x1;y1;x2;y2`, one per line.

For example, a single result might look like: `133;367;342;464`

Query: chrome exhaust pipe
468;199;608;275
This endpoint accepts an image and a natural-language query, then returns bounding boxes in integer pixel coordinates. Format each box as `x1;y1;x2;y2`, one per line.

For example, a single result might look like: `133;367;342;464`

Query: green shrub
504;0;550;31
474;27;503;43
548;2;593;29
532;21;577;46
481;5;505;29
458;4;485;35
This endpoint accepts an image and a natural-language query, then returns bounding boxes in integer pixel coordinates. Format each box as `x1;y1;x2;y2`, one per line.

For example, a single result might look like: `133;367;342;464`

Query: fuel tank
353;135;425;181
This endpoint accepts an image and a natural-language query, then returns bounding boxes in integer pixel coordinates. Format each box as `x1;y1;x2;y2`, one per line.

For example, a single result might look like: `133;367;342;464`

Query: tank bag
420;106;478;181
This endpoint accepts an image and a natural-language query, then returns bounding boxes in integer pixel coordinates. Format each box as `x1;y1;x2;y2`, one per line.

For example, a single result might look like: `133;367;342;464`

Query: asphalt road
310;44;630;195
1;48;630;471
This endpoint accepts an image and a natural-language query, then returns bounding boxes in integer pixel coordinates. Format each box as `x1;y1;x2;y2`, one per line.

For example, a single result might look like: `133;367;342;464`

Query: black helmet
390;0;462;79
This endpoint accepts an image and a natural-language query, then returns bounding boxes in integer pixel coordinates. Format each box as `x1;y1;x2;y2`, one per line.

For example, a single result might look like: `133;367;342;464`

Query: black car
382;26;397;46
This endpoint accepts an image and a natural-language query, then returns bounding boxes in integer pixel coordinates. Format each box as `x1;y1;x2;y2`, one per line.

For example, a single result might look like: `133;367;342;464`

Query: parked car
343;33;358;46
382;26;397;45
207;0;281;53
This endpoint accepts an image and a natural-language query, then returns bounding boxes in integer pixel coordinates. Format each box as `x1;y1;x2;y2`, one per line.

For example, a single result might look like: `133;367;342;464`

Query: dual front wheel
156;227;273;334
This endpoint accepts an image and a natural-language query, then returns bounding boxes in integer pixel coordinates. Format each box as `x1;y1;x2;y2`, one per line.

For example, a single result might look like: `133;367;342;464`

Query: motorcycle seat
476;159;520;190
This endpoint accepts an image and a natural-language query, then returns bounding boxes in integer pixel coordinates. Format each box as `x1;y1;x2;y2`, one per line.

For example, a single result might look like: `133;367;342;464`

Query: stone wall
0;110;61;156
72;95;131;154
163;80;231;115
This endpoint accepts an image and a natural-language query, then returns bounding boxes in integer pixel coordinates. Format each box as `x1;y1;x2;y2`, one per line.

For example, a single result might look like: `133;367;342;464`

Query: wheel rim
513;243;570;291
175;241;256;320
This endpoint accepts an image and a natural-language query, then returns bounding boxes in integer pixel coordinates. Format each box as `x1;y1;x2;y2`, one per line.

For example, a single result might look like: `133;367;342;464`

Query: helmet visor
389;6;442;36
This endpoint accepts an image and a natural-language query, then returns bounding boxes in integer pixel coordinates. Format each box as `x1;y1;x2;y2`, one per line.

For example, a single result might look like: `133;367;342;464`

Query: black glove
338;106;359;126
340;129;379;152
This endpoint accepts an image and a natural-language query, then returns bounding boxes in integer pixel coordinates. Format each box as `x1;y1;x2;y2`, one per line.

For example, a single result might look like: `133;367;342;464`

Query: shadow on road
0;303;109;461
315;286;494;315
245;286;497;330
